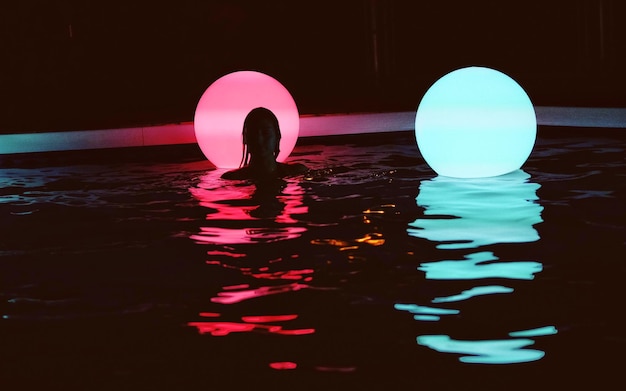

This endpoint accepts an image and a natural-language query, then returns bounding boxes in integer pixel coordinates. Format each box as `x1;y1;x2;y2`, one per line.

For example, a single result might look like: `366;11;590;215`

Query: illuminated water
0;128;624;389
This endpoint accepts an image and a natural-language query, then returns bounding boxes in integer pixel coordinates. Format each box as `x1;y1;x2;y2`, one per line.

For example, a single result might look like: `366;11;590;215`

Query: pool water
0;128;624;389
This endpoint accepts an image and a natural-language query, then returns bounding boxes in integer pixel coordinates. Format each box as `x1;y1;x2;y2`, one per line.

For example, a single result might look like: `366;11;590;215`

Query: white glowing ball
415;67;536;178
194;71;299;168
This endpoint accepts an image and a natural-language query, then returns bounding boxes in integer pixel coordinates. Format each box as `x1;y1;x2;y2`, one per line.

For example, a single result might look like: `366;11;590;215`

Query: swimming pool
0;127;624;389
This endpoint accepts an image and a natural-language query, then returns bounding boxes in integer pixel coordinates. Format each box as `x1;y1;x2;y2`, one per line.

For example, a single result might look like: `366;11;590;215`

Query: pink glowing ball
194;71;300;168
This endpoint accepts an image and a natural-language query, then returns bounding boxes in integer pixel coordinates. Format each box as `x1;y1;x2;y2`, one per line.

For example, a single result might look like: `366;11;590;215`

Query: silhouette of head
241;107;281;166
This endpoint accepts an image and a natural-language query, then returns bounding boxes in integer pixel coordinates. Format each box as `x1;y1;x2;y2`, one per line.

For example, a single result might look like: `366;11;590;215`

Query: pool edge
1;107;625;155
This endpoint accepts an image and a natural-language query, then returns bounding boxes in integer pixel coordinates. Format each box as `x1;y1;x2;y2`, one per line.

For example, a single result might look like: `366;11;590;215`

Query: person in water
221;107;308;180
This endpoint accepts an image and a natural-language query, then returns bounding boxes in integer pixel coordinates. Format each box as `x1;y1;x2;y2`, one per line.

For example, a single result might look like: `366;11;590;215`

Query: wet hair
240;107;282;167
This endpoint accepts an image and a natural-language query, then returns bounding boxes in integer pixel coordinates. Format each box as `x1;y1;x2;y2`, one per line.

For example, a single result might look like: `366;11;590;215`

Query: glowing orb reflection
189;170;308;244
194;71;299;168
415;66;536;178
408;170;543;249
417;335;545;364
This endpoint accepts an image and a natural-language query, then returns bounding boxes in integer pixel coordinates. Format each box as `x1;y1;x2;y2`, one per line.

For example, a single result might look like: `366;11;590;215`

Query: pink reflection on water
189;172;308;245
223;283;250;291
248;268;314;281
274;181;309;224
187;321;279;336
211;282;308;304
269;362;298;370
242;314;298;322
188;171;317;354
190;186;254;221
198;312;221;318
207;250;246;258
188;312;314;337
187;321;315;336
206;261;253;272
273;328;315;335
191;226;307;245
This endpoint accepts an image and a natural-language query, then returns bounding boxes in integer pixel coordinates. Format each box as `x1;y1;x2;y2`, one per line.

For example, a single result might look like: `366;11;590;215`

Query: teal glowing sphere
415;67;536;178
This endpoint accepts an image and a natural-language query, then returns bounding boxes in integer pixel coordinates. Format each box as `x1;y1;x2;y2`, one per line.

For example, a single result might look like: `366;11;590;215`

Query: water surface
0;129;624;389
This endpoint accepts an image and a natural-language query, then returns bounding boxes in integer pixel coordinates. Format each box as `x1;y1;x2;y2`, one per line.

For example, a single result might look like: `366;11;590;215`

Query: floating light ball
415;67;536;178
194;71;299;168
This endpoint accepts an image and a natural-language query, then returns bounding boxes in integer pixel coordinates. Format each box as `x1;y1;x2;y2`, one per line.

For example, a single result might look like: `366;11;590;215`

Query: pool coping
1;106;625;155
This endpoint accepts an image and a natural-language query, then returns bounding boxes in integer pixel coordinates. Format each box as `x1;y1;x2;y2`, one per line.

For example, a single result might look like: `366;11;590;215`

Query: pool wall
1;107;625;155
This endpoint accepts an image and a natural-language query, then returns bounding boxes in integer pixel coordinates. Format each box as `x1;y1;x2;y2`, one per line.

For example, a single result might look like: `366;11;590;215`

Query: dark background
1;0;624;134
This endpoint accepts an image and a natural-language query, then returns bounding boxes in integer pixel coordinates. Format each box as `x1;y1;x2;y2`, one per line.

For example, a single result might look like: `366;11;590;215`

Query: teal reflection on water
419;251;543;280
432;285;514;303
413;315;441;322
416;335;545;364
408;170;543;249
403;170;552;364
509;326;558;338
394;303;460;322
